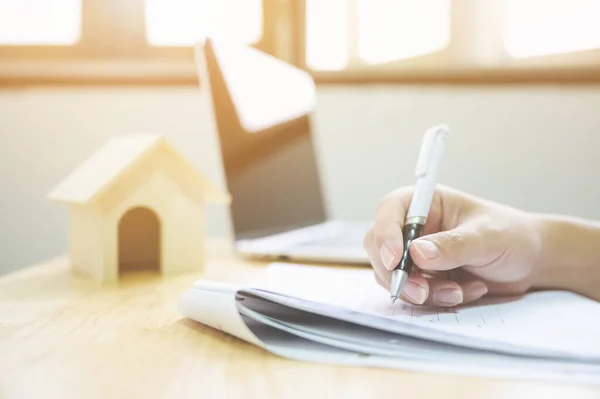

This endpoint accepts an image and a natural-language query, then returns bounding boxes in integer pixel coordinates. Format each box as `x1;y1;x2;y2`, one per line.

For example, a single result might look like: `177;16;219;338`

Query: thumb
409;224;505;271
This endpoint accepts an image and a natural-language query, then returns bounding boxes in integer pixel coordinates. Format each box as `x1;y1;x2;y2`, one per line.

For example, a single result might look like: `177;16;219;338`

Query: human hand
363;185;544;307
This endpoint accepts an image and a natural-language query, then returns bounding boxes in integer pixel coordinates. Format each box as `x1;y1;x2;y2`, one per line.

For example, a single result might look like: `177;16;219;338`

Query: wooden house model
47;133;231;283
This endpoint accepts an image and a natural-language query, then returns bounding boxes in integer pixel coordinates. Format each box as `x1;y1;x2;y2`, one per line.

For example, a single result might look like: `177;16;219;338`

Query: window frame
294;0;600;84
0;0;277;85
1;0;600;86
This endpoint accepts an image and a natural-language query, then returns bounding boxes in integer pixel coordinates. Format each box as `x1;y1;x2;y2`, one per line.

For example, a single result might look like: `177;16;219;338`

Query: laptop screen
199;38;328;239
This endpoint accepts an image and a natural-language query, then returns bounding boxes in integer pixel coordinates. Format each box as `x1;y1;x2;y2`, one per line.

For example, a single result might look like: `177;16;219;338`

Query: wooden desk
1;242;598;399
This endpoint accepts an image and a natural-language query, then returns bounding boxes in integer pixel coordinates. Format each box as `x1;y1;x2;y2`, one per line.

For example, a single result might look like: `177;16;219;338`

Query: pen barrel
394;223;425;273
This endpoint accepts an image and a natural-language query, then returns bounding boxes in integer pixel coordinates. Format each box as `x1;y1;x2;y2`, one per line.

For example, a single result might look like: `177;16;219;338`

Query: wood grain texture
1;240;598;399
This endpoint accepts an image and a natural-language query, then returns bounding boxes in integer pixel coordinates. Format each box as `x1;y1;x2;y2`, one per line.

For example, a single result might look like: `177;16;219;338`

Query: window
1;0;600;84
0;0;270;84
304;0;348;71
145;0;263;47
302;0;600;81
305;0;451;71
504;0;600;58
0;0;81;45
356;0;450;66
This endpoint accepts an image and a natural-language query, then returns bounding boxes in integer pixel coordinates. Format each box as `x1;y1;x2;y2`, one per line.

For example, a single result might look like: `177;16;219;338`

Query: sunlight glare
357;0;451;65
0;0;81;45
145;0;262;46
305;0;349;70
505;0;600;58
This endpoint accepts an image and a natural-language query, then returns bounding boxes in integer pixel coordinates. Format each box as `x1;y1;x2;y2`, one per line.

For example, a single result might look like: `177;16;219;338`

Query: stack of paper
178;262;600;385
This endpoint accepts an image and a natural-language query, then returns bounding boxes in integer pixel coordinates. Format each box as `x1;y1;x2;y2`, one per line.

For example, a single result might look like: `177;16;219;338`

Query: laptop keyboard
294;230;365;248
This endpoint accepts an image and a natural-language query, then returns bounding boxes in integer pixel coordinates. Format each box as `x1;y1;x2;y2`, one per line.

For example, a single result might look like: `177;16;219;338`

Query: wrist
532;213;600;298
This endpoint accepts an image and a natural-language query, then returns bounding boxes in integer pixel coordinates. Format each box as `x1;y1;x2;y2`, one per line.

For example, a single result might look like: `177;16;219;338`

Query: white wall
1;84;600;275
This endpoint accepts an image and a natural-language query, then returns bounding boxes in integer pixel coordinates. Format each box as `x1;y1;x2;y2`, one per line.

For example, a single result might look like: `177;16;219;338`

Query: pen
390;124;450;303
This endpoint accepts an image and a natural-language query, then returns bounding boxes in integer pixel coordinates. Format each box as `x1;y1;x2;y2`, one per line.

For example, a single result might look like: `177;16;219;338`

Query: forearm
533;214;600;300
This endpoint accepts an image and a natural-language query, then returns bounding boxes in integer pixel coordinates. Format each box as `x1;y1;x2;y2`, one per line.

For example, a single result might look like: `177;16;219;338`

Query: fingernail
412;240;440;259
380;244;395;270
434;288;463;305
404;281;427;304
468;282;488;298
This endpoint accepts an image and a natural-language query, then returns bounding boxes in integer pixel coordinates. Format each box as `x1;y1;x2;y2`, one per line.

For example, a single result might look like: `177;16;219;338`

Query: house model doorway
118;206;161;274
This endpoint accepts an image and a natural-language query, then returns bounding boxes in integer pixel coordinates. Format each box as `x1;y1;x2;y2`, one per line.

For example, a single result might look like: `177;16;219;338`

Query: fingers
375;272;489;307
363;227;393;285
373;270;430;305
462;280;489;303
370;241;489;307
366;224;431;305
369;186;444;271
426;279;463;307
364;185;496;308
423;279;488;307
409;223;506;272
372;187;414;269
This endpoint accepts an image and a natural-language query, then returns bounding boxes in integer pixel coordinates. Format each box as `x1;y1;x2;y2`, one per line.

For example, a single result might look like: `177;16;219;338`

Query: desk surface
1;241;599;399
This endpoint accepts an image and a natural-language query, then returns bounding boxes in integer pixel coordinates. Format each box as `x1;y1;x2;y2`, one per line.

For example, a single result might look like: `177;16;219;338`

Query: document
178;262;600;386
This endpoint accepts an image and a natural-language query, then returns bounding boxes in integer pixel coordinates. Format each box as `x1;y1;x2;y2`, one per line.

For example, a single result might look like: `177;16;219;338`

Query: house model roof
47;133;231;205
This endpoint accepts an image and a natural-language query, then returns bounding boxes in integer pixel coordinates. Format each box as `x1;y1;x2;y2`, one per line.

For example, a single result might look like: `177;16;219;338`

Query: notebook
178;262;600;386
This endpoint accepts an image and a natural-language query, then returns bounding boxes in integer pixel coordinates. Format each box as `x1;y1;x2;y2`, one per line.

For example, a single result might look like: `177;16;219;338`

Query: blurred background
1;0;600;275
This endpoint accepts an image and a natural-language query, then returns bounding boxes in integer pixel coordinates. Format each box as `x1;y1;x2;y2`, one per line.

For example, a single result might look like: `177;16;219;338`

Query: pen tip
391;296;397;305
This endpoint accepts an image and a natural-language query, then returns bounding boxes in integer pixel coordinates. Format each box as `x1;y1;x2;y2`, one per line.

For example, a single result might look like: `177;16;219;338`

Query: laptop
194;37;371;264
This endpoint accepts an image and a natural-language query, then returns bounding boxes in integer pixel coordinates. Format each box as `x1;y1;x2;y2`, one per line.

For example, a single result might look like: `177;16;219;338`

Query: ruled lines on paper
328;276;506;327
254;263;508;328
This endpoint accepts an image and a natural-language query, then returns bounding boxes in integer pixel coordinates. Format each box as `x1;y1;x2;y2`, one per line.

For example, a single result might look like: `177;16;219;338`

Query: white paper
178;263;600;386
178;280;264;347
237;300;600;379
247;263;600;361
